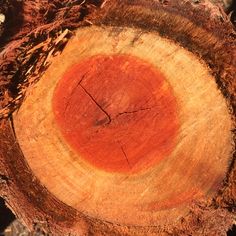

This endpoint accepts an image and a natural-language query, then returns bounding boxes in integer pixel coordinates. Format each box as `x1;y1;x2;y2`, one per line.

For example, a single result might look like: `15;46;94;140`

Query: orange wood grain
13;26;234;227
53;55;179;173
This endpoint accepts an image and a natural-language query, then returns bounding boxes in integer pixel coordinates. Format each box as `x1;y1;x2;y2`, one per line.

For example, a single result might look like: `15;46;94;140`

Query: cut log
0;0;235;235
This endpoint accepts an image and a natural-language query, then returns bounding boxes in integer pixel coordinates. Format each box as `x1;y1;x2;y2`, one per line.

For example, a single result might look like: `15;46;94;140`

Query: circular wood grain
0;0;235;235
53;54;179;174
13;26;234;226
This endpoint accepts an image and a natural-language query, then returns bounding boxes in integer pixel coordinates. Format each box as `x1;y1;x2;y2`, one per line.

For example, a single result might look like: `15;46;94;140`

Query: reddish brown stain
52;55;179;174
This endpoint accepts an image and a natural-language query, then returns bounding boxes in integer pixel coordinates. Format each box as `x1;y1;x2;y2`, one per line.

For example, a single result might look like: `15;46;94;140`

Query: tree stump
0;0;235;235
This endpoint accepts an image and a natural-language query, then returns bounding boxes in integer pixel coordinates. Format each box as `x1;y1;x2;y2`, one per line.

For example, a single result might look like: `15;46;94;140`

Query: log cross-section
0;0;235;235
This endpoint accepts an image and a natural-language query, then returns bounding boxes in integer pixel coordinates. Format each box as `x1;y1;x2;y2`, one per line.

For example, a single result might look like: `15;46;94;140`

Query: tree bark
0;0;235;235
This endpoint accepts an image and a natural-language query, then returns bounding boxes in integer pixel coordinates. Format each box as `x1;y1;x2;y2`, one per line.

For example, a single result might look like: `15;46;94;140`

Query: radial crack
64;73;88;115
121;146;131;169
116;106;156;118
79;84;111;124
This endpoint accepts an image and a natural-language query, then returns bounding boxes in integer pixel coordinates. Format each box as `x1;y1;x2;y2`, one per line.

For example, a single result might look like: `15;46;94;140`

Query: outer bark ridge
0;0;102;119
0;0;235;235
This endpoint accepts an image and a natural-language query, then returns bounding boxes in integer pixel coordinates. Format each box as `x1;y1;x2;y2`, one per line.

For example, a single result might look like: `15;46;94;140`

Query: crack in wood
63;73;88;116
79;84;112;125
116;105;159;118
116;107;152;117
121;146;131;169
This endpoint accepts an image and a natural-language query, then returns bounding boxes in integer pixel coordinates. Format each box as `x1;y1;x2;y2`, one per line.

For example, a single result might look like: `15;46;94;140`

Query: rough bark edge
87;1;236;235
0;0;235;235
0;1;103;235
92;0;236;202
0;0;102;119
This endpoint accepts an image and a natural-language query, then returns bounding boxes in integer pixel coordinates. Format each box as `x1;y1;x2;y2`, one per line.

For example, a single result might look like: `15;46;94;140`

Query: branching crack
79;84;112;124
63;80;158;126
121;146;131;169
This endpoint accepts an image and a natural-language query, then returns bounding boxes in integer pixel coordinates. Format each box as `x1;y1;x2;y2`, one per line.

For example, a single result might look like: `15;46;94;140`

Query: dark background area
0;198;15;235
229;0;236;24
228;225;236;236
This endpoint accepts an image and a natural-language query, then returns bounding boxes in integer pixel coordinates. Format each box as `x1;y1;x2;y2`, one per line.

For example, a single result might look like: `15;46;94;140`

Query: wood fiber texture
0;0;235;235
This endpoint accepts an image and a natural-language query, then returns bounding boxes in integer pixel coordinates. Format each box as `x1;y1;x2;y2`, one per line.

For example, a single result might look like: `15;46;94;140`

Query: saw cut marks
13;26;234;226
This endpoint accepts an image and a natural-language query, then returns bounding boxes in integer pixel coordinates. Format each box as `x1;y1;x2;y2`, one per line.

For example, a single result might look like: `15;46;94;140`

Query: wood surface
14;25;234;227
0;0;235;235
